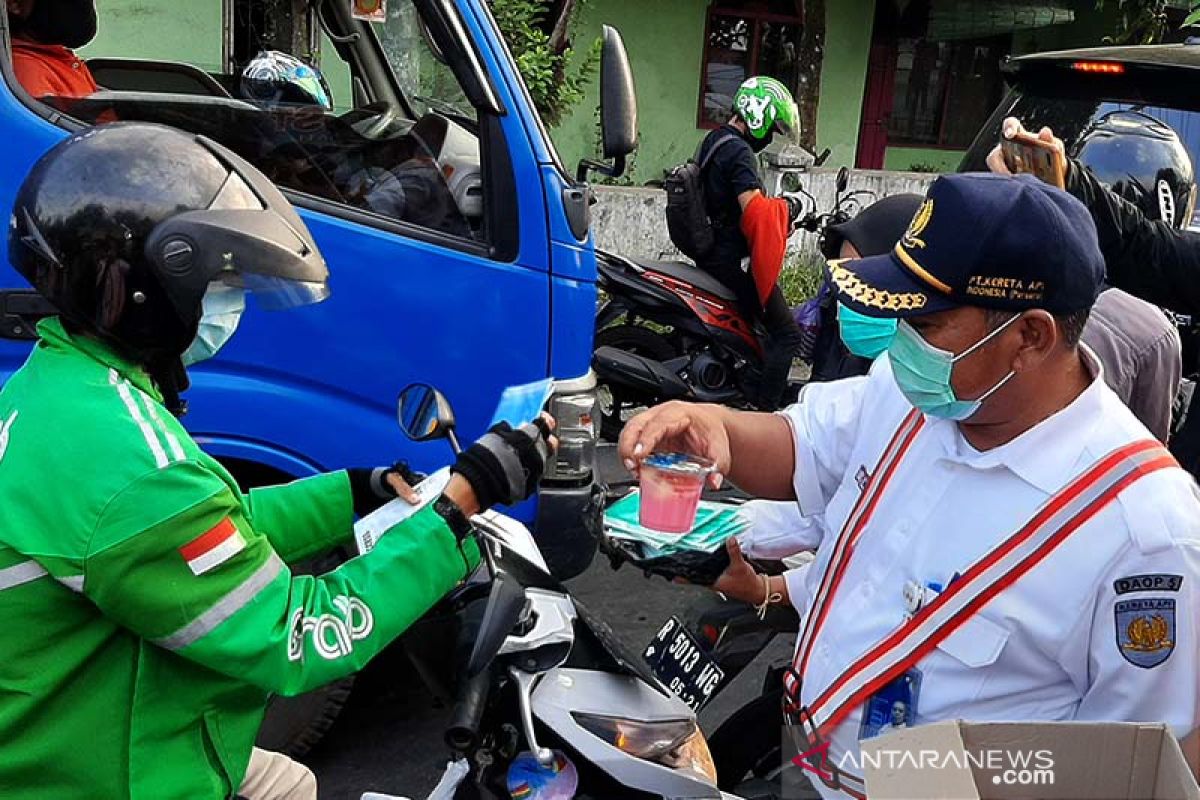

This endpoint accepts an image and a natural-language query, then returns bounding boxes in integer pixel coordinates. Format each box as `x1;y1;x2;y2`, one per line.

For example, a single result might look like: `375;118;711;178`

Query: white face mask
182;284;246;366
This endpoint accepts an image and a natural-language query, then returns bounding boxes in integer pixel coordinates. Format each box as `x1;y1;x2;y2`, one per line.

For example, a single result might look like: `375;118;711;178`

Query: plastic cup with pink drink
638;452;716;534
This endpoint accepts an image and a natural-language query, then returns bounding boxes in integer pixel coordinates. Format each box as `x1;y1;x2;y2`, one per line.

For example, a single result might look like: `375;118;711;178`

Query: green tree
1094;0;1200;44
490;0;600;127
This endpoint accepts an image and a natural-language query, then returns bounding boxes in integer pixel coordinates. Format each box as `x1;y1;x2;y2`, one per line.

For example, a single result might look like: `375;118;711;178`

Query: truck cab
0;0;637;580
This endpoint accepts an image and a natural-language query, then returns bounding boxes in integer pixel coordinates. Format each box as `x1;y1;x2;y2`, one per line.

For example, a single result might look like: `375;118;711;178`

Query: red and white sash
783;410;1177;796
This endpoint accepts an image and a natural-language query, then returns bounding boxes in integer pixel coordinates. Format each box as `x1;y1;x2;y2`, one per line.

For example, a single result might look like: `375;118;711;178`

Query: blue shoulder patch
1114;574;1183;595
1115;598;1175;669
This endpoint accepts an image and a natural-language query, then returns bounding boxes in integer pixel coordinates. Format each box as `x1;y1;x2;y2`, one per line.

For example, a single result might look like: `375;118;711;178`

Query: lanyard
783;415;1176;792
784;408;925;701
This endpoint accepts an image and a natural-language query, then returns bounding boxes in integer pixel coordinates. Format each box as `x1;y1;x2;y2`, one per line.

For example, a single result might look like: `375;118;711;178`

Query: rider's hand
618;401;731;489
347;461;422;515
451;413;558;512
712;537;763;604
986;117;1069;179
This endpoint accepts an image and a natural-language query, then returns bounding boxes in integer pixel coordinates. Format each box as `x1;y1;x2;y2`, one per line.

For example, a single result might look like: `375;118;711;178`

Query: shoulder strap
697;132;741;170
789;439;1178;744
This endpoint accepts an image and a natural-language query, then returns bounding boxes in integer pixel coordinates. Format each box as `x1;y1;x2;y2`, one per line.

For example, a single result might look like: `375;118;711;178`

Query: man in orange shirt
6;0;99;98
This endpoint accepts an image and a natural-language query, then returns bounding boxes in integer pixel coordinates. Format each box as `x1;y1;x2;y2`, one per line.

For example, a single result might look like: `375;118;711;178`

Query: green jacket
0;318;479;799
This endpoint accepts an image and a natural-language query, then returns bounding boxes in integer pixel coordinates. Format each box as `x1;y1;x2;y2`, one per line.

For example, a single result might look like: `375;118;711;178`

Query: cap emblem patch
901;199;934;250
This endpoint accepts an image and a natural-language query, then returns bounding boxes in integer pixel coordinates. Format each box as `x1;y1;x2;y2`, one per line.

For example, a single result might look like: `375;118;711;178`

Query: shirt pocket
929;613;1011;713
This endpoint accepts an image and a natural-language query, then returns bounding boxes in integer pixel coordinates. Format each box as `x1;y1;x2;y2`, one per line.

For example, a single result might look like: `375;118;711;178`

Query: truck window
5;1;490;248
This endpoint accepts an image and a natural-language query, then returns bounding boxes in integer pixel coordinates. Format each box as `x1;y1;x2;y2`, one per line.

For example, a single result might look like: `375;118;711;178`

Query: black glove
347;461;425;517
785;195;803;224
451;420;552;511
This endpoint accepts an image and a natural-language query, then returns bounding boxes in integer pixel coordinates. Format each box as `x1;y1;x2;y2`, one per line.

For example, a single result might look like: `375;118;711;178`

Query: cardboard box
862;721;1199;800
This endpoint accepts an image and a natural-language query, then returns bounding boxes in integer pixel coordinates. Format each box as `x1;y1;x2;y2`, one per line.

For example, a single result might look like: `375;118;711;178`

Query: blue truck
0;0;636;580
0;0;636;751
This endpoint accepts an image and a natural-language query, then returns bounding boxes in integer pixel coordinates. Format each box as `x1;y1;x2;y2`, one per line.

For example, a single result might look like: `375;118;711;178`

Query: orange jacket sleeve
740;193;792;306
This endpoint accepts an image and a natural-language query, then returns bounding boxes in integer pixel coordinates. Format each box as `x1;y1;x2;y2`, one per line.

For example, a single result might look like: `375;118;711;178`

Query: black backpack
664;132;739;262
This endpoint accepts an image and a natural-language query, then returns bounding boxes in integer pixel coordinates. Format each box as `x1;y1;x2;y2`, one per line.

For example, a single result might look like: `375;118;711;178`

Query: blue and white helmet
240;51;333;110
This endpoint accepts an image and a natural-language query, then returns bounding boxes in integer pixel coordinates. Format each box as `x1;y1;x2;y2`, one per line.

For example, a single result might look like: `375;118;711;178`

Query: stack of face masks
604;490;749;558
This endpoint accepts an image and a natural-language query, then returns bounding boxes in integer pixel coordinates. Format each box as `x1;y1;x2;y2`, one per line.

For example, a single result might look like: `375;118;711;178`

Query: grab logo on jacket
0;410;18;464
288;595;374;661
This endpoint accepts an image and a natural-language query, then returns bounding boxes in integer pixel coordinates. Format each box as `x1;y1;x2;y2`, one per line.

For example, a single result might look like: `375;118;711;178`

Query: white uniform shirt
737;498;821;565
780;352;1200;797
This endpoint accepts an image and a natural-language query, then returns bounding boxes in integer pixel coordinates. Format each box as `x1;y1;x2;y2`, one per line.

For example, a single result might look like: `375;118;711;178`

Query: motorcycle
593;167;876;440
363;383;741;800
597;497;809;800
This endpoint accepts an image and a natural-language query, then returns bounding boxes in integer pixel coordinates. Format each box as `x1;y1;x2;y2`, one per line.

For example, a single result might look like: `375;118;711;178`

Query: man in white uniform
620;173;1200;798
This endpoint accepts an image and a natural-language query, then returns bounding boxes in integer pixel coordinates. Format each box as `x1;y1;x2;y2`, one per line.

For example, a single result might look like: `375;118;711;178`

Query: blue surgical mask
182;284;246;366
837;302;898;359
888;315;1020;420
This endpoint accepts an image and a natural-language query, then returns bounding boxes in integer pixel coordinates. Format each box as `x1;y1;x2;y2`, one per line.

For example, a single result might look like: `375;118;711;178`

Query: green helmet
732;76;800;143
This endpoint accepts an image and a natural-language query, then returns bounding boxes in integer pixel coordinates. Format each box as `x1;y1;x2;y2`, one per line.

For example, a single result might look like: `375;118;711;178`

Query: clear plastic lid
642;452;716;475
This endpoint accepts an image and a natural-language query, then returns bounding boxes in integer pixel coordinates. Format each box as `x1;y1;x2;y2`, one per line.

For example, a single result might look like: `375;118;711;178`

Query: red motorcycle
593;252;768;439
594;167;872;439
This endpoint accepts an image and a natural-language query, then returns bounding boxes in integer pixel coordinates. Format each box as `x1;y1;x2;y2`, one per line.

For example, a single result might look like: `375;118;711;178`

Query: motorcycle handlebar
445;595;491;752
445;669;491;751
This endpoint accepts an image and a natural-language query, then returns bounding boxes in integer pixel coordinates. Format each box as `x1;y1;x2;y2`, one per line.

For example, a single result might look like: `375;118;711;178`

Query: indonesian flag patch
180;517;246;576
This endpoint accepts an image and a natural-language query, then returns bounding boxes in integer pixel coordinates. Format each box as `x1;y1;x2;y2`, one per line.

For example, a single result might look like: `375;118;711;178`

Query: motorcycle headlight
571;713;718;784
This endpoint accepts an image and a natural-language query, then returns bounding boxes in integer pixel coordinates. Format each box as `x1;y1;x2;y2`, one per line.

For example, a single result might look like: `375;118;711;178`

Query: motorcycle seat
636;259;740;303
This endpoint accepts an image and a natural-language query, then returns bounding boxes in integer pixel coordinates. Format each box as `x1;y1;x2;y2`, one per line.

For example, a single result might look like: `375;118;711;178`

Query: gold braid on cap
830;261;928;312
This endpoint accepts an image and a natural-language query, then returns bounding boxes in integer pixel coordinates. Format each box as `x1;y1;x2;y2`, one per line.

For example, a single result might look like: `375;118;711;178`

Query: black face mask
747;128;775;154
19;0;98;49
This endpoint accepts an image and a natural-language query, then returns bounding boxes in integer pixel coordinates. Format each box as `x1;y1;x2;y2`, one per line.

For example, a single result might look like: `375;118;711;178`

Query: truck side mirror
576;25;638;183
397;383;458;445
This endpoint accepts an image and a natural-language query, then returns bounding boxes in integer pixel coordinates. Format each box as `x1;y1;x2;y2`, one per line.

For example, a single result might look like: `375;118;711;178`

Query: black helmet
1071;110;1197;229
9;122;328;404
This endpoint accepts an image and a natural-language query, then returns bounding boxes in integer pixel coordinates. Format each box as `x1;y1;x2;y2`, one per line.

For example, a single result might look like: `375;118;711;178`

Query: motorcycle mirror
397;383;458;448
836;166;850;194
467;571;528;678
779;171;803;194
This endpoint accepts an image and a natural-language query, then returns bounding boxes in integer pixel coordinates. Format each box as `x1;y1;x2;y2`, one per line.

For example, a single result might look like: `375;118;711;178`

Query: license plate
643;616;725;712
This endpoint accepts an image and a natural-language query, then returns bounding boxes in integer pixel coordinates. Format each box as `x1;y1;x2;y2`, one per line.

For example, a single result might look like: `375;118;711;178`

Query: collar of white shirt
923;345;1109;494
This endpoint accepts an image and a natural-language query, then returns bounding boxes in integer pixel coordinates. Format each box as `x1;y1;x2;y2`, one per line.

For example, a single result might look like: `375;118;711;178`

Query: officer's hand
451;413;558;512
619;401;731;489
712;538;762;604
986;117;1069;179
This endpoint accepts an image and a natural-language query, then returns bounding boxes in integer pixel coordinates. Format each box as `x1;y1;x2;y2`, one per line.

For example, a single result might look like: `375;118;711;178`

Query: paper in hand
489;378;554;429
354;467;452;555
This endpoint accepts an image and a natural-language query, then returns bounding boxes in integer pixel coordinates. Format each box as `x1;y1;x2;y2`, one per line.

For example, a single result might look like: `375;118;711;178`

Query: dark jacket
1067;158;1200;314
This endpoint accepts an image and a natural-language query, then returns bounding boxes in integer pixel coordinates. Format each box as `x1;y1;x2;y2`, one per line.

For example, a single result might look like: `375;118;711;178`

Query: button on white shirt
779;352;1200;797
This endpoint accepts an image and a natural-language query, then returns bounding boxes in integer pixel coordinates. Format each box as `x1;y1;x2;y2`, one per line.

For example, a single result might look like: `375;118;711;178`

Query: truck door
0;0;552;477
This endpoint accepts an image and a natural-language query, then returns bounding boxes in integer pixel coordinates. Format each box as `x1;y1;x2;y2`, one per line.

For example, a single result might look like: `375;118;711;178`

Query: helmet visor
147;141;331;316
773;102;802;147
241;271;330;311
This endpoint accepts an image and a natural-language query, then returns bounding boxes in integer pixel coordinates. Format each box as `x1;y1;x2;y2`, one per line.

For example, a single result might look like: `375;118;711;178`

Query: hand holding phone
999;126;1067;189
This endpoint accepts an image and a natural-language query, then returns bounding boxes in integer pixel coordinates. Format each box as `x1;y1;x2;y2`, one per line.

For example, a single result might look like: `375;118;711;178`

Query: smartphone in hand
1001;130;1066;189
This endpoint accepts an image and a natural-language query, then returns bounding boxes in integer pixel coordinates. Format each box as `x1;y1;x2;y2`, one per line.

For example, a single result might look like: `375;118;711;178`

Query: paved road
305;445;798;799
